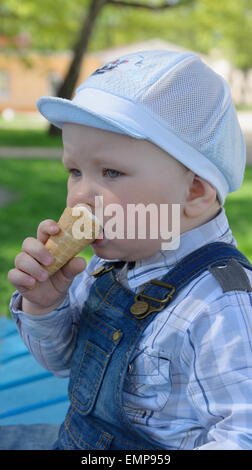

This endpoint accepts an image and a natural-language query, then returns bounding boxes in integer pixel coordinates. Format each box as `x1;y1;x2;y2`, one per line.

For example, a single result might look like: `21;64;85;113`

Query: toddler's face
62;123;189;261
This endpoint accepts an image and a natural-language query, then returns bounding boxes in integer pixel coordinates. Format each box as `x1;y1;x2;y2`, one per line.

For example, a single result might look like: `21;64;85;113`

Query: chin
91;243;130;262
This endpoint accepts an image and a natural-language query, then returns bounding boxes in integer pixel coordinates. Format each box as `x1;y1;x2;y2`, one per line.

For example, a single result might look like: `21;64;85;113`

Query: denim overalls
54;242;252;450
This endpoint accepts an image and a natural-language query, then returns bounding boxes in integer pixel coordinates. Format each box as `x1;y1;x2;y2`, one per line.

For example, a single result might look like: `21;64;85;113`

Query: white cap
37;49;246;205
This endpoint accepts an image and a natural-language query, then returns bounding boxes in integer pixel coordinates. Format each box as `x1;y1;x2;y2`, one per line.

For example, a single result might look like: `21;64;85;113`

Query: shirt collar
126;207;236;289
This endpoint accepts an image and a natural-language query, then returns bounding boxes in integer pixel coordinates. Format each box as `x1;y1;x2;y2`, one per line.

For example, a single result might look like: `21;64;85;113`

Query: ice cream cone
29;205;101;288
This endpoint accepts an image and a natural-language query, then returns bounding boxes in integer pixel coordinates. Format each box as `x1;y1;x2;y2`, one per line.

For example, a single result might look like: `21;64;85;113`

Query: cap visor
36;95;144;138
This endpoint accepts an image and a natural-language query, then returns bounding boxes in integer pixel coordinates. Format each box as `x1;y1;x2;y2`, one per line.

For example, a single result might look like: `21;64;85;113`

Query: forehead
62;122;186;177
63;122;131;148
62;123;132;160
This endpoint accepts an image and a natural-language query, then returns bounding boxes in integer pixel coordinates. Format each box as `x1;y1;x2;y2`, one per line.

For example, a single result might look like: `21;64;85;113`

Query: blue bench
0;317;69;426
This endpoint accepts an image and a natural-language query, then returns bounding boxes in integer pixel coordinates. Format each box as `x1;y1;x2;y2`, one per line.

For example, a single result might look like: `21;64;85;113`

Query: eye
67;168;82;178
103;168;122;178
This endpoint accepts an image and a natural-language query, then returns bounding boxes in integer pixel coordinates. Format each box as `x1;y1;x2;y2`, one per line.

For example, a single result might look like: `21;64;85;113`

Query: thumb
47;257;87;295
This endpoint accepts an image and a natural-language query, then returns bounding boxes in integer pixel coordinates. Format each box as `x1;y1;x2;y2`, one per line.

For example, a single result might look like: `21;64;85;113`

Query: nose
67;178;98;210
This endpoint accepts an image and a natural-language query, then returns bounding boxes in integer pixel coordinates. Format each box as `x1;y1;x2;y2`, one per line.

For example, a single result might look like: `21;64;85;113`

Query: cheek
113;184;151;205
66;179;75;205
66;179;71;203
102;185;130;209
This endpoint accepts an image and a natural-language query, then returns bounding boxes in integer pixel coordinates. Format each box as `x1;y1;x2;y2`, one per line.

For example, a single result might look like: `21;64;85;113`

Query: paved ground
244;135;252;164
0;146;62;159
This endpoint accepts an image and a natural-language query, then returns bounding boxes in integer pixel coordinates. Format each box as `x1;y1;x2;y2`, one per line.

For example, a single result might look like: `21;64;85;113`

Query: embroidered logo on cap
92;55;144;76
92;59;129;75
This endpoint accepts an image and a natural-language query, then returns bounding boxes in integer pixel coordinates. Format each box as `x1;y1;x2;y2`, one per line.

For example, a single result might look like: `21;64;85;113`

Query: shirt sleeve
181;289;252;450
9;255;102;378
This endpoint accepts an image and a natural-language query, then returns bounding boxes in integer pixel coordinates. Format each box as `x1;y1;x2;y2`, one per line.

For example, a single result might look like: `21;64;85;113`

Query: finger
8;268;36;291
37;219;60;244
60;257;87;281
29;257;87;294
22;237;54;266
15;252;49;283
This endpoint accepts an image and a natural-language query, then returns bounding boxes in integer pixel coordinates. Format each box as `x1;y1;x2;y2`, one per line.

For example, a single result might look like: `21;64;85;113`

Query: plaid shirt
10;208;252;450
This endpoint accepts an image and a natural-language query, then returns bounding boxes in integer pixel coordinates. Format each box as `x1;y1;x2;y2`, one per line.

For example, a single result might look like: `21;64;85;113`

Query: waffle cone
42;206;101;277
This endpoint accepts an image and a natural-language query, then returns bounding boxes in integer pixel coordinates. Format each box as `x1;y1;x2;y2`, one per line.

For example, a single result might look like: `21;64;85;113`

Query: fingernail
40;271;48;281
44;255;53;265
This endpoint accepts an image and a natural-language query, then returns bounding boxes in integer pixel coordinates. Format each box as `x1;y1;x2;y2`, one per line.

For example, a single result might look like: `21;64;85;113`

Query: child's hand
8;219;87;315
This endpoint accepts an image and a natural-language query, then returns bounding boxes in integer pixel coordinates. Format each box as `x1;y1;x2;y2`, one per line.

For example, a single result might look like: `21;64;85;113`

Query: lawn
0;158;252;316
0;128;62;147
0;113;62;146
0;158;93;315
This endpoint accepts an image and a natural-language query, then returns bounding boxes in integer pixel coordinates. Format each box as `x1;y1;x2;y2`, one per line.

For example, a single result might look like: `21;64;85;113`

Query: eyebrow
62;153;125;169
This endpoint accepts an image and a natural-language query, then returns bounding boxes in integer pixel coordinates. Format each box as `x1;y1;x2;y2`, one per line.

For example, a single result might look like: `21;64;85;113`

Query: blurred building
0;38;252;114
0;50;100;113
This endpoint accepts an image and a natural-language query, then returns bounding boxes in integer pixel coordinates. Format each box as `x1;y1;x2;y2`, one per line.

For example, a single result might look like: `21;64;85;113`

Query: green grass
0;128;62;147
0;113;45;130
0;113;62;147
224;170;252;258
0;158;93;316
0;158;252;316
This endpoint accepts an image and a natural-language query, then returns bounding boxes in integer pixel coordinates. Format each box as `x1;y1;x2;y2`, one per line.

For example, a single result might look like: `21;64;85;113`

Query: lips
92;229;105;245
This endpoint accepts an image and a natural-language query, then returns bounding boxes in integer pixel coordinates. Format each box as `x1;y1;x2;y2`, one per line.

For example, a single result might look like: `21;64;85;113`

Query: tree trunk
49;0;108;136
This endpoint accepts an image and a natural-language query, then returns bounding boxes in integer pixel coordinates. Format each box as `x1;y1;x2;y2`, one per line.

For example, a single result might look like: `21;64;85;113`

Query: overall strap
122;242;252;319
159;241;252;292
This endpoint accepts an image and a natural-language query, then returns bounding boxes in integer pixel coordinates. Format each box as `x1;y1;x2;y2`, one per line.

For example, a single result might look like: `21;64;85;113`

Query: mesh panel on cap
138;56;227;151
78;50;192;102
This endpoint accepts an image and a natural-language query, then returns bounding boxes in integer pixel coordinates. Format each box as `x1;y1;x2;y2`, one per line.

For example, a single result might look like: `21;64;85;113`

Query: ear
184;174;217;218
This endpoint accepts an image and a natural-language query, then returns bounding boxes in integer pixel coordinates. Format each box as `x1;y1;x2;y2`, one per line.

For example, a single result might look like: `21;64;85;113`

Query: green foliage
0;0;88;50
0;0;251;69
189;0;252;70
0;128;62;146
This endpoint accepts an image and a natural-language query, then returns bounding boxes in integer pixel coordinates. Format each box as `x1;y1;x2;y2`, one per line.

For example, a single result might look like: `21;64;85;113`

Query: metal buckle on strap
90;264;114;278
130;280;175;319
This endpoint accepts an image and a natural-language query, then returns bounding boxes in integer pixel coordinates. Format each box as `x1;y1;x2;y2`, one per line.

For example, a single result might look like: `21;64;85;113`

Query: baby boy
9;50;252;450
